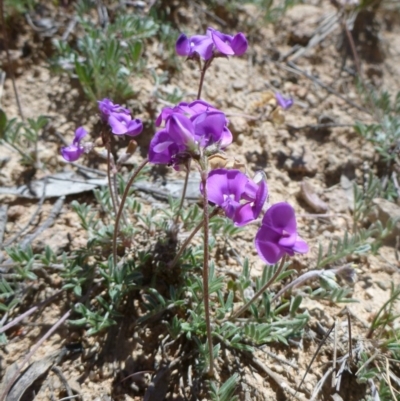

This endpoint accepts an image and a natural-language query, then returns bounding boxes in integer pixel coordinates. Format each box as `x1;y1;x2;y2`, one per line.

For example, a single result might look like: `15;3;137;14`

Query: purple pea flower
255;202;308;265
98;97;143;137
98;98;130;121
149;100;233;167
108;113;143;137
148;113;196;166
203;169;268;226
176;27;248;60
275;93;294;110
61;127;88;162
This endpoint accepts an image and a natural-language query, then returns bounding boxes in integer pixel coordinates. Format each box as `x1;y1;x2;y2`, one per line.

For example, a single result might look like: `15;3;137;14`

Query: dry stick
0;309;71;401
106;145;118;217
294;323;335;400
112;158;149;268
0;289;63;334
169;208;218;270
0;0;24;120
229;256;287;321
201;170;214;377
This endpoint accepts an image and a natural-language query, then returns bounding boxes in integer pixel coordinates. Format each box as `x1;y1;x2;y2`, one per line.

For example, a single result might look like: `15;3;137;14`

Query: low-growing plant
1;14;399;401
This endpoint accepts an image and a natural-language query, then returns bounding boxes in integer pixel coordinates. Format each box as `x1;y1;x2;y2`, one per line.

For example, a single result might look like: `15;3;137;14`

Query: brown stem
197;58;213;100
112;158;149;269
201;169;214;376
230;256;287;320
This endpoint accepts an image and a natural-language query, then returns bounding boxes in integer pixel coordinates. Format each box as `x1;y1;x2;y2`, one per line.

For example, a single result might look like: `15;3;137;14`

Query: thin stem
169;208;218;270
174;159;191;226
201;170;214;376
197;58;213;100
230;256;287;320
112;158;149;269
107;144;118;217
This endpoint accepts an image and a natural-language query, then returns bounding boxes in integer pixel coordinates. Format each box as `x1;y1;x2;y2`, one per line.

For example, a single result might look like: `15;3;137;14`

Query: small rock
229;116;248;136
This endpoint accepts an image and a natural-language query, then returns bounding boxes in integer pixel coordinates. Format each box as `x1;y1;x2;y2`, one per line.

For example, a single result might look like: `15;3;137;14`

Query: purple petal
108;113;129;135
219;127;233;148
205;169;230;205
73;126;88;143
231;33;248;56
149;130;177;164
255;230;285;265
192;111;226;145
278;232;297;248
61;144;84;162
262;202;297;234
226;169;248;201
189;35;214;60
211;30;234;55
275;93;294;110
293;237;309;253
167;113;195;146
176;33;190;56
252;180;268;219
234;203;255;226
125;118;143;137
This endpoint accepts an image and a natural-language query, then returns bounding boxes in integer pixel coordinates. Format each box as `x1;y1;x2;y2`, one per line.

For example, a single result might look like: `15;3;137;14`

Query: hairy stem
112;158;149;269
201;169;214;376
230;256;287;320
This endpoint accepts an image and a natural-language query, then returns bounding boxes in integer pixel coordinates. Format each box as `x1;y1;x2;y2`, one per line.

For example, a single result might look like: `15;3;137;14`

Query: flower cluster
176;27;248;60
149;100;232;168
98;98;143;137
204;169;267;227
61;99;143;162
60;127;88;162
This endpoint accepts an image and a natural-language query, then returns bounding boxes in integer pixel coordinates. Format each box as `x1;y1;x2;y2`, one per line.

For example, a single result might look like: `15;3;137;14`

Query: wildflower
275;93;294;110
255;202;308;264
98;98;143;137
98;98;130;121
61;126;88;162
149;100;232;166
203;169;268;226
108;113;143;137
176;27;248;60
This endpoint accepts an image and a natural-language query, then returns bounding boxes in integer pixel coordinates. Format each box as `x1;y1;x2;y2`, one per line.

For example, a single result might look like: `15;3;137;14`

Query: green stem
112;158;149;269
201;169;214;376
229;256;287;320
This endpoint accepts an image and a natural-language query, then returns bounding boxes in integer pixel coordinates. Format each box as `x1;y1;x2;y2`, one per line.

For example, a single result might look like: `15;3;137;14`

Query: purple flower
255;202;308;265
176;27;248;60
203;169;268;226
108;113;143;137
149;100;233;166
148;113;196;166
98;98;130;121
98;98;143;137
275;93;294;110
61;127;88;162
